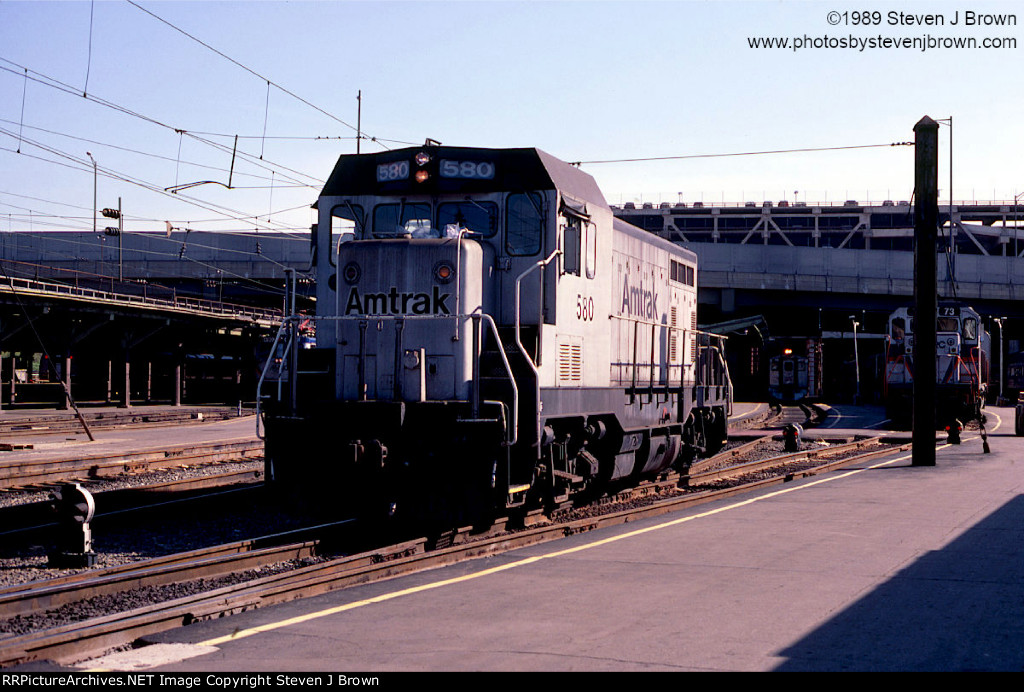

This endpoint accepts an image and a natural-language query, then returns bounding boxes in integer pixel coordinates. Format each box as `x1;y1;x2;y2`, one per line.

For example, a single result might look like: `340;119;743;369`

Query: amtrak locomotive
259;145;731;526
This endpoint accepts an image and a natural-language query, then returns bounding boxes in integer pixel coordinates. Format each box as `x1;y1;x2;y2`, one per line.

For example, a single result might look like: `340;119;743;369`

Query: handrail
255;319;292;440
256;312;520;446
514;250;560;449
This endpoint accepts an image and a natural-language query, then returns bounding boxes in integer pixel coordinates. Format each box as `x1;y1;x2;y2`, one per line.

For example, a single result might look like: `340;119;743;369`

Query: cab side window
507;192;543;256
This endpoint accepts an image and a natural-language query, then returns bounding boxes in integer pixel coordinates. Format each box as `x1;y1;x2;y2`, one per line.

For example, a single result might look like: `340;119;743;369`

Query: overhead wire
0;117;311;186
0;126;307;233
0;189;313;234
125;0;390;150
0;60;324;192
572;142;915;166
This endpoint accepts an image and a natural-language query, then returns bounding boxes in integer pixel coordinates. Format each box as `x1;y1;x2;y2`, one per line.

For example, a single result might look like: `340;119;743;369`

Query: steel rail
0;439;263;491
0;408;249;438
686;436;893;486
0;468;265;542
0;541;319;620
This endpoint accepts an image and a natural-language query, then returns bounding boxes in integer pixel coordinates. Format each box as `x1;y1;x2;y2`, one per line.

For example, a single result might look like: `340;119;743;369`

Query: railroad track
0;407;251;438
0;438;263;491
759;403;829;430
0;435;912;668
0;467;265;542
687;434;906;485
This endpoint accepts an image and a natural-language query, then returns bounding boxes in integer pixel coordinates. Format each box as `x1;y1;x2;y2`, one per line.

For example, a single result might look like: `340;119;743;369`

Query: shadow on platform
774;494;1024;671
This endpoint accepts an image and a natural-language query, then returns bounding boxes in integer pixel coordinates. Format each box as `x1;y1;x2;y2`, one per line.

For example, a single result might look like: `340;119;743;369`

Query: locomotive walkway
32;404;1016;672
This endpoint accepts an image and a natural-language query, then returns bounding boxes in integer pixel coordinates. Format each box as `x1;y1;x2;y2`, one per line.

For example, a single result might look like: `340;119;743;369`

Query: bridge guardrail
0;275;282;325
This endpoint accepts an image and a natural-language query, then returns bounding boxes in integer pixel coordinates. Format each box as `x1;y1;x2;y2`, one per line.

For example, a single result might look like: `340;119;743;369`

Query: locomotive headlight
415;152;431;166
342;262;361;285
415;170;430;183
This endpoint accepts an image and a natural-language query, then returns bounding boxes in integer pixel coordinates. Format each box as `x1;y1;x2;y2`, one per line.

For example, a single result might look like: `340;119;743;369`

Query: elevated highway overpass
0;231;306;410
615;201;1024;403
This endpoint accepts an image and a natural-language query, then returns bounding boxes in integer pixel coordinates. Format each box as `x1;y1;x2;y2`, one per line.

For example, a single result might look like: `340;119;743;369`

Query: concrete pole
122;357;131;409
913;116;939;467
60;354;71;410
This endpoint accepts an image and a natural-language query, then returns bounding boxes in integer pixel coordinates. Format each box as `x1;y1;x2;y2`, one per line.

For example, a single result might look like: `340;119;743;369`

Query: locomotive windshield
374;202;432;238
333;198;503;240
438;200;498;237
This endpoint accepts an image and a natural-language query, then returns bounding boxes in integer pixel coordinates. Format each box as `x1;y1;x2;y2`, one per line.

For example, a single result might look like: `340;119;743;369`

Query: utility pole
850;316;860;405
913;116;939;467
87;152;97;235
102;201;122;281
995;317;1007;404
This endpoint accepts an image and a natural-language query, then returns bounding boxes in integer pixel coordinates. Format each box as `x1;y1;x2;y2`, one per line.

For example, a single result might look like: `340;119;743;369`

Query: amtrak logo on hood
620;275;658;320
345;286;452;315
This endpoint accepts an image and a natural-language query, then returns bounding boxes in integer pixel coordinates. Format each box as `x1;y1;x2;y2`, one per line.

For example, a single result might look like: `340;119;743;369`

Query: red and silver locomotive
883;304;989;427
259;145;731;526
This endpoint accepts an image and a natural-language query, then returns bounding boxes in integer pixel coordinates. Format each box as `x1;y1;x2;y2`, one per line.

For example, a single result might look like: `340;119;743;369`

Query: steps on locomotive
477;327;538;443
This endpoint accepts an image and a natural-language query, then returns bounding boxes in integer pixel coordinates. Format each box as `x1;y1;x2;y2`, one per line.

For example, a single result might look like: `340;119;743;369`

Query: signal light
946;420;962;444
102;207;120;219
104;227;120;236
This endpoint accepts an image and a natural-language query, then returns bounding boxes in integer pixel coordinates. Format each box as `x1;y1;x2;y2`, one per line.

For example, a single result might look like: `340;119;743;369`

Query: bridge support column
174;361;182;406
121;358;131;409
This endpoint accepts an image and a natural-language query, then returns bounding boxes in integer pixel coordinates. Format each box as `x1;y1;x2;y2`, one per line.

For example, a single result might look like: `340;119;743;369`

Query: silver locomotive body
260;146;731;524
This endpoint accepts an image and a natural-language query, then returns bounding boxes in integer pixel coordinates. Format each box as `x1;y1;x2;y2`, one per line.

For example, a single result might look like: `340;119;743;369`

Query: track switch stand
782;424;803;453
48;482;97;568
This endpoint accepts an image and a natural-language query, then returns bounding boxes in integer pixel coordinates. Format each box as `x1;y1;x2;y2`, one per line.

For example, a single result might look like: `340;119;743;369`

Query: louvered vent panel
669;306;678;362
558;341;583;384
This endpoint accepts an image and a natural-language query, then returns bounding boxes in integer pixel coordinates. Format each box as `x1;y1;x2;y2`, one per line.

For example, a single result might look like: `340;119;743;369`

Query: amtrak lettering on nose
345;286;452;315
620;276;658;319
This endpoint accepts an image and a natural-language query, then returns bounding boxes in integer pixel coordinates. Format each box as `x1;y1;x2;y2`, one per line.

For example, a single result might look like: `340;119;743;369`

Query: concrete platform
64;404;1023;672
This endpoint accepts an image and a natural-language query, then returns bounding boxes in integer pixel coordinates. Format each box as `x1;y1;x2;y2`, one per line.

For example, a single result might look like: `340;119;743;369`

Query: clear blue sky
1;0;1021;236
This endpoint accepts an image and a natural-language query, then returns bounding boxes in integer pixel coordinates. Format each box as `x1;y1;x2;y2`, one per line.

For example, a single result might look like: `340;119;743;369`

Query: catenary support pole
913;116;939;466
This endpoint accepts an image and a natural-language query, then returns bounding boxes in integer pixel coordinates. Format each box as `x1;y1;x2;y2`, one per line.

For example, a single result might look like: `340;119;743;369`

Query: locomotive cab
259;145;732;528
